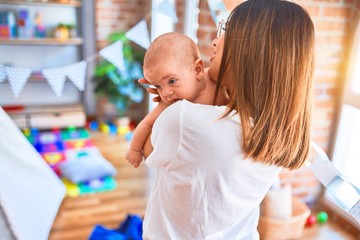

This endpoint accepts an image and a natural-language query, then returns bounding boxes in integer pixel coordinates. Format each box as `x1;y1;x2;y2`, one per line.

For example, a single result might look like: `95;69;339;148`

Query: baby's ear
194;58;204;80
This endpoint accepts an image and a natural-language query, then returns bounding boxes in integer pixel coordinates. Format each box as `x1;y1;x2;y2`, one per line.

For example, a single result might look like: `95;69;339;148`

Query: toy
23;128;31;137
18;9;33;38
109;124;117;135
59;147;116;183
61;128;90;140
117;125;130;135
23;127;117;198
42;152;65;166
125;132;133;141
79;176;117;194
33;132;65;153
305;214;316;227
62;178;80;197
317;211;328;224
31;128;39;136
31;131;66;167
89;121;99;131
34;12;46;38
65;139;93;149
100;123;110;134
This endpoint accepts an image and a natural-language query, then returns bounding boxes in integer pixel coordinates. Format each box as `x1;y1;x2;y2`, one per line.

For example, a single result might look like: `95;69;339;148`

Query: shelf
0;38;83;46
0;0;81;7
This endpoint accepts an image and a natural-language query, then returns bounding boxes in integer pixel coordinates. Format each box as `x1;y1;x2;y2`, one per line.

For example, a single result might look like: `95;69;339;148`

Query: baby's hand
138;78;161;102
126;149;143;168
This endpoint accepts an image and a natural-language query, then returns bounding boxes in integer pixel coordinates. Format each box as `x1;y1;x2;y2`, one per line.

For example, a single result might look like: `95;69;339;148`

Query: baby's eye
154;85;161;89
168;79;177;85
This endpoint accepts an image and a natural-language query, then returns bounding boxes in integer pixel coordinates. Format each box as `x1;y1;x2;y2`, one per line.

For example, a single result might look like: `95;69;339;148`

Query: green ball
317;211;328;224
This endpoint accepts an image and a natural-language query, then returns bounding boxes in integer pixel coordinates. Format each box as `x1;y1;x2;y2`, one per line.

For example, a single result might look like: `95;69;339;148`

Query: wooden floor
49;133;152;240
49;133;358;240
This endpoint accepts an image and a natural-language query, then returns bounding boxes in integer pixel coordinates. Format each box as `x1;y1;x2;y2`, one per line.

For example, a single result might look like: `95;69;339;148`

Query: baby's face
144;59;202;105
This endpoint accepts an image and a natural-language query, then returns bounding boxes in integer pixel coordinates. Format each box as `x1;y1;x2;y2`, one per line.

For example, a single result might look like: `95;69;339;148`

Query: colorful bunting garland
157;0;178;23
5;67;31;98
125;20;151;50
0;1;178;98
0;64;6;83
99;41;125;72
42;68;66;97
63;61;87;91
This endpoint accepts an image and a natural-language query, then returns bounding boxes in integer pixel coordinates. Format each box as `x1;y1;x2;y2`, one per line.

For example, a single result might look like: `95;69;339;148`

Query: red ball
305;215;317;227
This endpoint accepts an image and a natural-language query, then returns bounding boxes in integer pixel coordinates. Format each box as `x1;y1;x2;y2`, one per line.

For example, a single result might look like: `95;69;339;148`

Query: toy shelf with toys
3;104;86;130
0;0;95;114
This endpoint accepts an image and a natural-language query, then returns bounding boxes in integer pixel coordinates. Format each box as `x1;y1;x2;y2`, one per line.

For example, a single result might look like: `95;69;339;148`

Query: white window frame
323;19;360;229
184;0;200;43
148;0;175;111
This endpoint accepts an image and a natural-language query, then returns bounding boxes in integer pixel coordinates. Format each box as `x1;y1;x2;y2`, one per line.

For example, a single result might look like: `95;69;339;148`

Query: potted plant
93;31;146;121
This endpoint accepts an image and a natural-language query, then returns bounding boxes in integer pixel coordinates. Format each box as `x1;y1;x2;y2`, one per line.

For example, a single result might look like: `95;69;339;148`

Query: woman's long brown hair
215;0;315;169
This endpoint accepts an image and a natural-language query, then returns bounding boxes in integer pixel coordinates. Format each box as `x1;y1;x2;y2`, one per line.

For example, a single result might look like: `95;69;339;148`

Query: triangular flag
125;20;150;49
63;61;87;91
0;64;6;83
207;0;228;24
156;0;178;23
99;41;125;72
5;67;31;97
42;68;66;97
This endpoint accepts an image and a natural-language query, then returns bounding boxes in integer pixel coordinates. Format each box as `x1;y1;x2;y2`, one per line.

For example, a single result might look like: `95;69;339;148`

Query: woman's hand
138;78;161;102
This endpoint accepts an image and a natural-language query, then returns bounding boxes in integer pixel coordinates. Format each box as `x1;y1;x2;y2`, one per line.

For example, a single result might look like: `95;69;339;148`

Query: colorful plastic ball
125;132;133;142
31;128;39;136
52;127;60;134
117;126;130;135
305;215;317;227
68;126;76;132
23;128;31;137
89;121;99;131
317;211;328;224
109;125;117;135
101;124;110;134
99;122;106;130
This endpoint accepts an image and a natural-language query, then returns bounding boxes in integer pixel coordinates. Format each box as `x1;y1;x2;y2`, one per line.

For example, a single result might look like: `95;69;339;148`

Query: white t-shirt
143;100;281;240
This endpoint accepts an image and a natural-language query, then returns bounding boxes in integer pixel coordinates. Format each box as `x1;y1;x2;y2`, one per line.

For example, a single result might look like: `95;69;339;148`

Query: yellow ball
118;126;130;135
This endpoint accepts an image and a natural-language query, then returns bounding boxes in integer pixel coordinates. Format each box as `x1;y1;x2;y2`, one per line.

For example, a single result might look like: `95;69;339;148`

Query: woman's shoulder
166;100;228;116
158;100;239;134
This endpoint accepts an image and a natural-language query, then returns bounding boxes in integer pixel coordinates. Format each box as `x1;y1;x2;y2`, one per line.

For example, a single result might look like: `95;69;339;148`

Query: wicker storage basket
258;197;310;240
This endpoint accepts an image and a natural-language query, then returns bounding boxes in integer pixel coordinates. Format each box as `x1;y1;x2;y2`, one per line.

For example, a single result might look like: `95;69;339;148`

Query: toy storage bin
258;197;310;240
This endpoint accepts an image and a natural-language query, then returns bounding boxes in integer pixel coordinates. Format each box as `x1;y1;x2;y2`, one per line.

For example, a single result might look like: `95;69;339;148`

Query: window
332;105;360;188
148;0;175;111
325;19;360;227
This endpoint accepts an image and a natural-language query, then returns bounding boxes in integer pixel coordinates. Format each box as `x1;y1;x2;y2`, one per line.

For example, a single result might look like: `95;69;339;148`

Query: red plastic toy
305;214;317;227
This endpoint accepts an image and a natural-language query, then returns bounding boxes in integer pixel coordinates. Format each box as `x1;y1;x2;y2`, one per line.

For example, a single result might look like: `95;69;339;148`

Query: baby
126;32;227;167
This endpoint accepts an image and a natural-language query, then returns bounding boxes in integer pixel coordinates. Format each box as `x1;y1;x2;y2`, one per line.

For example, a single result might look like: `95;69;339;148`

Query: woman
141;0;315;239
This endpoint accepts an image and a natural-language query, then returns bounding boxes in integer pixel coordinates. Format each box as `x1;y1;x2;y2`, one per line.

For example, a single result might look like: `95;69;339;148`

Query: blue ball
109;125;117;135
125;132;133;141
31;128;39;136
89;121;99;131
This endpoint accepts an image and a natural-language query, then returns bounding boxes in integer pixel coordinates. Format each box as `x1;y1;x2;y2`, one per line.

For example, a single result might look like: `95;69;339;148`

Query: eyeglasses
216;20;226;38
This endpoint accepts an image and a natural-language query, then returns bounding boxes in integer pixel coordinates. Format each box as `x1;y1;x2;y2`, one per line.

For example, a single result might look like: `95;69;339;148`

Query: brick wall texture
95;0;359;203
